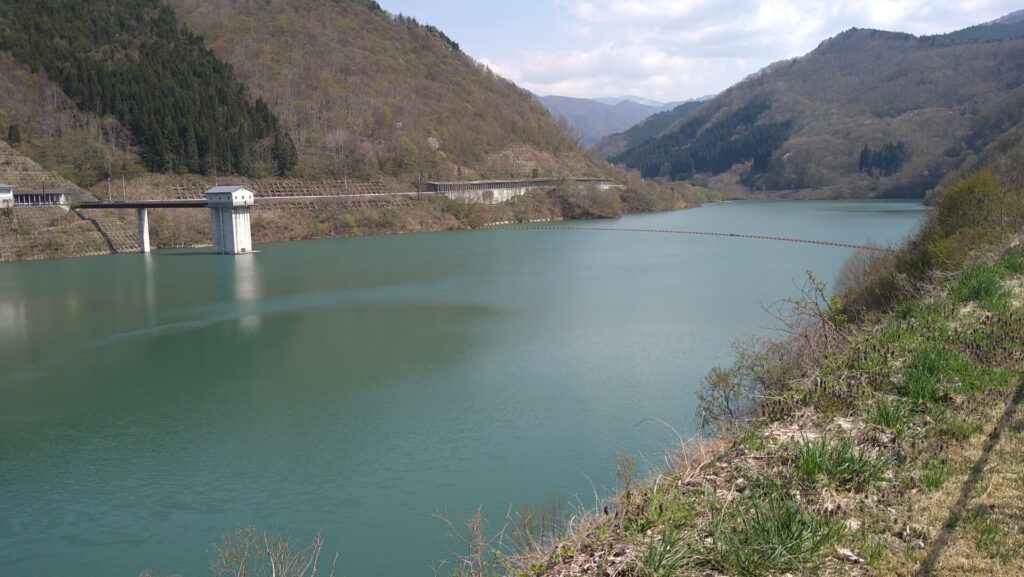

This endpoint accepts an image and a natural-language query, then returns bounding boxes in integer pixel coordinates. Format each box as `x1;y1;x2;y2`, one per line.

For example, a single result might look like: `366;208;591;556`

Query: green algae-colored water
0;201;927;576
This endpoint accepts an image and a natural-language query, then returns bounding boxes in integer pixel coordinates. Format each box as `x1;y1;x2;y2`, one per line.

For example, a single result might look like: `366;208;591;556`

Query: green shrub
862;167;1023;310
338;213;358;232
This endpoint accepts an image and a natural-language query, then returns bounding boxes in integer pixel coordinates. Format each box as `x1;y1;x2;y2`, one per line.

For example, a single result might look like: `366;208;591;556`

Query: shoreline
0;183;710;264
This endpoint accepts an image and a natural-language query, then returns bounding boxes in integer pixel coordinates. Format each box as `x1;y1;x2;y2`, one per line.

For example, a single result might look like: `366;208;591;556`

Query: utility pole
107;176;112;202
122;174;127;202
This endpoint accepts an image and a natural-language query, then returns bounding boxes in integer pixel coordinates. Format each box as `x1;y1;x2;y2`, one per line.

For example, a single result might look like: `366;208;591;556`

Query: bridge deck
79;200;208;209
78;193;427;210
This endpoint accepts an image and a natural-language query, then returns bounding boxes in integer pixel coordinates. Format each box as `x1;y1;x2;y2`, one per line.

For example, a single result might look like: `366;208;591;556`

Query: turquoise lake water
0;200;928;576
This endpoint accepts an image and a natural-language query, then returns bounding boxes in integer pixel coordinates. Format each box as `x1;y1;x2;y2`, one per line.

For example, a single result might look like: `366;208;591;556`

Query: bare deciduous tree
211;526;337;577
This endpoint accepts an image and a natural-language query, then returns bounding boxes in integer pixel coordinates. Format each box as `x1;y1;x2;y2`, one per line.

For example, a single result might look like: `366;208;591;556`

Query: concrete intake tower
206;185;255;254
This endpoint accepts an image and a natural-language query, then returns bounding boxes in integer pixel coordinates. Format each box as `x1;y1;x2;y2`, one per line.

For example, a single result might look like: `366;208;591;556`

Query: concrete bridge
71;177;620;254
78;186;254;255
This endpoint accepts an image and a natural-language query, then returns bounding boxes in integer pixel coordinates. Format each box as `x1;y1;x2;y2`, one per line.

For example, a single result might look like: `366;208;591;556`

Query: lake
0;200;928;576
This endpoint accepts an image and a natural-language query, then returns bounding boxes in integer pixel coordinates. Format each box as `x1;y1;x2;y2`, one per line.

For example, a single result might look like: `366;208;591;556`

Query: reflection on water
0;297;26;345
233;254;261;334
143;253;157;327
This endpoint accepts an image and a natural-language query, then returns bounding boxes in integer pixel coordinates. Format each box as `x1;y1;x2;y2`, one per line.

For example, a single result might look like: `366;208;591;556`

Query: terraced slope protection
0;140;82;193
611;24;1024;198
0;140;140;261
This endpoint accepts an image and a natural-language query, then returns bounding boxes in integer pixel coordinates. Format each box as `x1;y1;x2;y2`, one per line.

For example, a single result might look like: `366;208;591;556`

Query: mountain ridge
608;17;1024;198
538;95;678;146
592;95;673;107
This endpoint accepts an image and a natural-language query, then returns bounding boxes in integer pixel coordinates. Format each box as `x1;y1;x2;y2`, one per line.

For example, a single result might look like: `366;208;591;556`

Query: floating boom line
490;225;897;253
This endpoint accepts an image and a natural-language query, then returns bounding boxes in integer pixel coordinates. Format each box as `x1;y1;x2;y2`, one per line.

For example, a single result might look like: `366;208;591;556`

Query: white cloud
487;0;1022;100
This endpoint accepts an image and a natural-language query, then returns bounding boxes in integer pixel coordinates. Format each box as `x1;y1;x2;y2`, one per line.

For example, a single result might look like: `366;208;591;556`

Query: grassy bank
446;249;1023;577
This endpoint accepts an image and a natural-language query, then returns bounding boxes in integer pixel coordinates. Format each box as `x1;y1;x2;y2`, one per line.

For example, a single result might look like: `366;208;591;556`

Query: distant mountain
539;95;678;146
593;95;670;107
608;14;1024;198
594;98;711;159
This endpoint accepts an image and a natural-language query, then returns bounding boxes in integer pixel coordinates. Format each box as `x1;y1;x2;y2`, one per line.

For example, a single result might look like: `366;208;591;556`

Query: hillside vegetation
0;52;143;187
164;0;593;183
610;22;1024;198
0;0;297;179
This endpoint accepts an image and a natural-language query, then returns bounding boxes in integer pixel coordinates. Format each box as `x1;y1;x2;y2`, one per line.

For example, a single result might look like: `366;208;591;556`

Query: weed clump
792;437;888;490
709;495;843;576
920;459;950;490
870;396;910;438
899;344;968;404
951;263;1009;311
634;525;697;577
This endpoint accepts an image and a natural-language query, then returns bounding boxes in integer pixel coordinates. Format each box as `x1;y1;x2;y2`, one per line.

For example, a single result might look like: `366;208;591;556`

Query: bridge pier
206;186;255;254
137;208;151;254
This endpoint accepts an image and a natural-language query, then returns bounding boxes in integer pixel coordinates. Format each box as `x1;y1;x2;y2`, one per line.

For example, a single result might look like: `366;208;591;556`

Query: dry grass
906;385;1024;576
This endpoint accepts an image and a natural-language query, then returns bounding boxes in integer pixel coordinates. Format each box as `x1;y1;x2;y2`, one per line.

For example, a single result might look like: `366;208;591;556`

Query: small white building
0;183;13;208
206;185;255;254
206;185;255;208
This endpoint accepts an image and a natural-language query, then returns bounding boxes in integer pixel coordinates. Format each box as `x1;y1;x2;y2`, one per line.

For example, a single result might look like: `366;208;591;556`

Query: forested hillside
164;0;592;182
594;99;706;159
0;0;296;179
0;52;143;187
610;21;1024;198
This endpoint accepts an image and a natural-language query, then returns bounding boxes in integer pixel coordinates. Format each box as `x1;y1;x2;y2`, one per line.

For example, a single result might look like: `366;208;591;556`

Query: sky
379;0;1023;102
